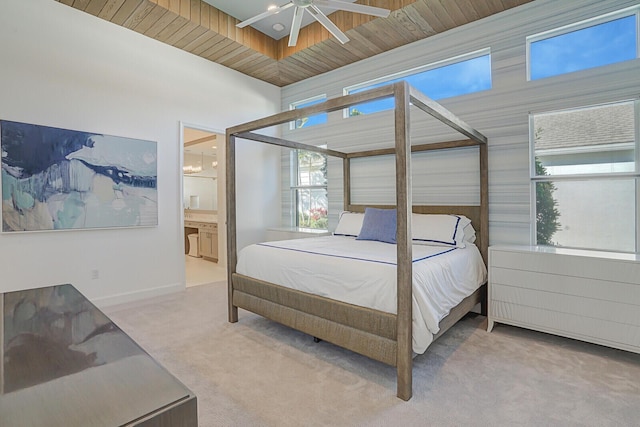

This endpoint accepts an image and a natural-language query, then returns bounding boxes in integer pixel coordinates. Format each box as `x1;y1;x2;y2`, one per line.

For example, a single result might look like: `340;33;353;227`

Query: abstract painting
1;120;157;232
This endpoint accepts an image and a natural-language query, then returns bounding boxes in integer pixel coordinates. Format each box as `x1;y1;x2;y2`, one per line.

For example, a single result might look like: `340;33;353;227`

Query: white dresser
488;245;640;354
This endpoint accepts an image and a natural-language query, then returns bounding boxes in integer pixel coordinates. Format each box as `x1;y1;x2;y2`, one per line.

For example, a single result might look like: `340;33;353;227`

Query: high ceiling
56;0;533;87
201;0;360;40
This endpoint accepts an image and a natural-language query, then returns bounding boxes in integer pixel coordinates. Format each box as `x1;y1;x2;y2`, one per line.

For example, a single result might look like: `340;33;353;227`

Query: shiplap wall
279;0;640;246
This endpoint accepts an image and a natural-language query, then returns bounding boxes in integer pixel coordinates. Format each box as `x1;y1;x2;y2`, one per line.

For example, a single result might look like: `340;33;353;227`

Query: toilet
187;233;201;257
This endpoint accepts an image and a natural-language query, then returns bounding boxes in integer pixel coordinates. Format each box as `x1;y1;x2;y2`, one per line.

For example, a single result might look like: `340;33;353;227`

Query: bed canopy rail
226;81;488;400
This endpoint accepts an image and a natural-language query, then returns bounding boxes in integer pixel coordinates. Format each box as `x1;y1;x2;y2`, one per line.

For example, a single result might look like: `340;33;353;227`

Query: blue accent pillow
356;208;397;244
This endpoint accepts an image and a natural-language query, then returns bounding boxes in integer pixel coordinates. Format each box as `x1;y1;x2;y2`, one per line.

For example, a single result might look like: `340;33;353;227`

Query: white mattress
236;235;487;354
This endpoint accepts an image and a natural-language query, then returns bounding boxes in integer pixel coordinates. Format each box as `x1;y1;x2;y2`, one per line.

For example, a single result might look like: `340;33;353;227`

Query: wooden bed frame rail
226;81;488;400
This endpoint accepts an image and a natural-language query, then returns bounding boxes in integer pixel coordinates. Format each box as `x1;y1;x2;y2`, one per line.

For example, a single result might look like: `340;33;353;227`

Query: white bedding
236;235;487;354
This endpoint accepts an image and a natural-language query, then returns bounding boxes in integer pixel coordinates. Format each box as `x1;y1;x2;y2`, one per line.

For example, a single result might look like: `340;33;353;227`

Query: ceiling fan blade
308;5;349;44
236;2;294;28
314;0;390;18
288;7;305;47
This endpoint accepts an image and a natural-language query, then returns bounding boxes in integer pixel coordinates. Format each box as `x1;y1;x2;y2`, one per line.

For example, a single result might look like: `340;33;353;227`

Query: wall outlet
91;269;99;280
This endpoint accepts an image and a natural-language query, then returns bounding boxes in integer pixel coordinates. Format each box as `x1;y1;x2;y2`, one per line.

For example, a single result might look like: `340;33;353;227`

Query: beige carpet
104;282;640;426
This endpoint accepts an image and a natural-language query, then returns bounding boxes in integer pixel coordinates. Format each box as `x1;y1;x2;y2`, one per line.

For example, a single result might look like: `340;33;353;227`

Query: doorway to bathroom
181;123;227;287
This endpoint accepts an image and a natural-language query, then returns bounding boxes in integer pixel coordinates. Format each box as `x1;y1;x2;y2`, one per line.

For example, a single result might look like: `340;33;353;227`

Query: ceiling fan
236;0;391;47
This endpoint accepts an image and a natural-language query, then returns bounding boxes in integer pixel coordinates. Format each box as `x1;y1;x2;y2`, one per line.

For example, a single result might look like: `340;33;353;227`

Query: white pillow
333;211;364;237
411;214;472;248
463;222;476;244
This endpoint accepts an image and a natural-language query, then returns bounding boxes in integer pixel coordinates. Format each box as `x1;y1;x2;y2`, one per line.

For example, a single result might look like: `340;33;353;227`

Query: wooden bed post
394;82;413;401
479;143;489;265
226;132;238;323
479;142;489;315
343;157;351;209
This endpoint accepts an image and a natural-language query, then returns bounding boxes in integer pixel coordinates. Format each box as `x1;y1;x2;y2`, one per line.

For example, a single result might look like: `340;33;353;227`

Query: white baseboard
92;282;185;309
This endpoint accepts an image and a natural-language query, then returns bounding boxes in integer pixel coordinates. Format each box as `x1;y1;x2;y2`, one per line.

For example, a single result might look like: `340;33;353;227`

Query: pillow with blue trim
411;214;471;248
356;208;397;244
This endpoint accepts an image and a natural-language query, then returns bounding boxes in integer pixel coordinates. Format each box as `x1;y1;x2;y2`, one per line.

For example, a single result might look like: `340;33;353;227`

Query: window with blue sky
528;8;638;80
527;6;640;252
344;50;492;116
290;95;327;129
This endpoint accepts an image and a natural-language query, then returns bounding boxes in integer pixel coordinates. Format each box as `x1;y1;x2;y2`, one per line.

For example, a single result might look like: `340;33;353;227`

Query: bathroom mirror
184;129;220;211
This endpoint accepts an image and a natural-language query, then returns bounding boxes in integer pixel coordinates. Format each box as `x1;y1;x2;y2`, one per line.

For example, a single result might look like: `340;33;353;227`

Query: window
290;95;327;129
531;100;639;252
528;7;639;80
344;49;492;116
291;149;328;229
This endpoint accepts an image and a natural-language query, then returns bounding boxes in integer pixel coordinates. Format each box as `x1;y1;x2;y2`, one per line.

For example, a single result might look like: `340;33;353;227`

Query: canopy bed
226;81;488;400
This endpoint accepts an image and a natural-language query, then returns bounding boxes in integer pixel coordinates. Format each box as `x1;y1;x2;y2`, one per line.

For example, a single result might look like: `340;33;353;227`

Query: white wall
280;0;640;246
0;0;281;305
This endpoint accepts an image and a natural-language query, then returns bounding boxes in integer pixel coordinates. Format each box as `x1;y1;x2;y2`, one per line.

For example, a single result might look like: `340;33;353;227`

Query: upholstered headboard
347;204;487;265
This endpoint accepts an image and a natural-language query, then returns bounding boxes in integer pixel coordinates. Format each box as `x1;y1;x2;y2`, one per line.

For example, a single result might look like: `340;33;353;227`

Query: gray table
0;284;197;426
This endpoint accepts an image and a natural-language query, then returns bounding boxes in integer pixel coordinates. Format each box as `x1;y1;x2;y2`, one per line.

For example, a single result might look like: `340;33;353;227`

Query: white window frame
529;99;640;253
289;94;327;130
290;147;328;230
342;48;491;118
526;5;640;81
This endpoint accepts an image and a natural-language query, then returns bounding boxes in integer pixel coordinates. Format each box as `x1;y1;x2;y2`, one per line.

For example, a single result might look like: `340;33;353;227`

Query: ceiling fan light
239;0;390;45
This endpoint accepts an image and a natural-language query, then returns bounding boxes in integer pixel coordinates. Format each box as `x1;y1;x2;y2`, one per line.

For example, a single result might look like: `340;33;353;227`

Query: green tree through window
535;159;560;245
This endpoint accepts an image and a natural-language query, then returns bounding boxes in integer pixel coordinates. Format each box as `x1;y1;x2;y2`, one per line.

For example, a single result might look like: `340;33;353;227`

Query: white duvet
236;235;487;354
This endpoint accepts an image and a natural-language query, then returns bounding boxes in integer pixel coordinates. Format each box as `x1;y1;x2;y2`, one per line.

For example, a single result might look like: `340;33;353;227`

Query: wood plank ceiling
56;0;533;87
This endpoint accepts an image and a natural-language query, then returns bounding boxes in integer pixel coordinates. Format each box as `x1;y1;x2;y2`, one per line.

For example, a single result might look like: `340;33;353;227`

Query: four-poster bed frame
226;81;488;400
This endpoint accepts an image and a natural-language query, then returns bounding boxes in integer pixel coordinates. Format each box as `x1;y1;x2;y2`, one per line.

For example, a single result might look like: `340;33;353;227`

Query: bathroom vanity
184;210;218;262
